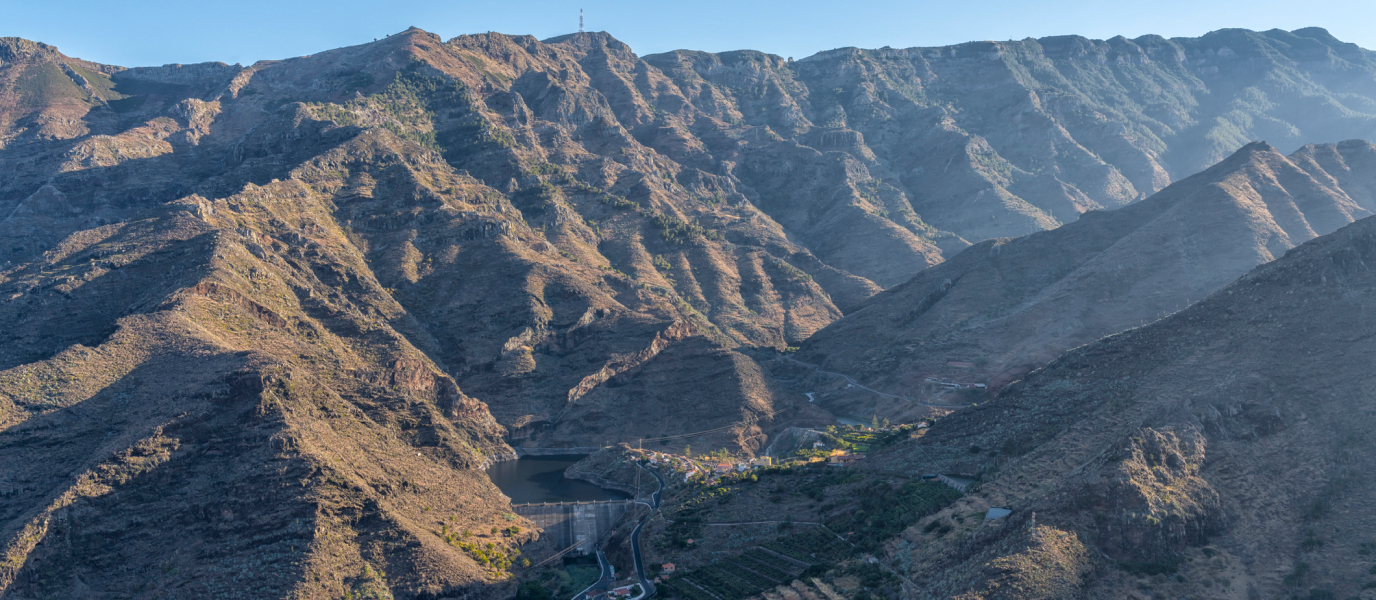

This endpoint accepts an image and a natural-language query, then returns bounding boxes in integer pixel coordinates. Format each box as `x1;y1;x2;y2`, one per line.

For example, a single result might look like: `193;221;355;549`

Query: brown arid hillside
2;24;1376;599
859;214;1376;599
798;140;1376;419
0;28;849;460
0;37;125;144
0;28;848;600
645;27;1376;244
0;181;531;597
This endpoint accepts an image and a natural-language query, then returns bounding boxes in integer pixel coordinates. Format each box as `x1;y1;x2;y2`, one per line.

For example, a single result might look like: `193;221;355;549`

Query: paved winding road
782;355;970;409
571;466;664;600
627;467;666;599
571;550;612;600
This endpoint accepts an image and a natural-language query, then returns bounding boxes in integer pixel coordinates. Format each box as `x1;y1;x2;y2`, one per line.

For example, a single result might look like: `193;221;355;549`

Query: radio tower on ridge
579;9;584;33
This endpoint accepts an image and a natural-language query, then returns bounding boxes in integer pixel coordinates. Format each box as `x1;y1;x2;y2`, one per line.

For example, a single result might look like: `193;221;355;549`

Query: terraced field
660;529;847;600
756;579;848;600
762;530;854;565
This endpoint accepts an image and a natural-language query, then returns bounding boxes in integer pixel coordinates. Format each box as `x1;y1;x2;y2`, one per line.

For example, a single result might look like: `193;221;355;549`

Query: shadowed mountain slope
798;140;1376;417
864;212;1376;600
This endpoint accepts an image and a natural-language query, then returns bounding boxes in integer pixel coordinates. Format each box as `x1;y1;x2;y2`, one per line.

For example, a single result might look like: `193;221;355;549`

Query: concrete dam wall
513;500;634;554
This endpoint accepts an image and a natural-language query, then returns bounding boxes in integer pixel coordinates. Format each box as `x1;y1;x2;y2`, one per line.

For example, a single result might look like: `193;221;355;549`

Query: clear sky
3;0;1373;67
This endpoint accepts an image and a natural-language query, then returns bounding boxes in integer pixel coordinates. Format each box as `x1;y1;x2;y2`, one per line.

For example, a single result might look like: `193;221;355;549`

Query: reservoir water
485;454;631;504
836;415;871;426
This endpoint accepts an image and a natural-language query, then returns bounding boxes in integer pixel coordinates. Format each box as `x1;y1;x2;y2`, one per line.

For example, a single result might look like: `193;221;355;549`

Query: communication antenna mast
579;9;584;33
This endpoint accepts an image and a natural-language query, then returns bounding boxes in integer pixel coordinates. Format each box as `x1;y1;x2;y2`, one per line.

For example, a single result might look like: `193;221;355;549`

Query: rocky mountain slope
0;28;843;599
2;23;1376;598
647;26;1376;244
799;139;1376;417
0;160;528;597
857;211;1376;599
0;29;847;459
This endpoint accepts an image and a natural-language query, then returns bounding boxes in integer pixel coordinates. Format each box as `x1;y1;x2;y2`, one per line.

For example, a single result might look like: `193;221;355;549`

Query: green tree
515;581;553;600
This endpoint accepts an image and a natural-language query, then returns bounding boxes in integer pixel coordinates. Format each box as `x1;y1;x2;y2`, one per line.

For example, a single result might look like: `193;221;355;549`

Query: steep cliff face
800;140;1376;418
865;215;1376;599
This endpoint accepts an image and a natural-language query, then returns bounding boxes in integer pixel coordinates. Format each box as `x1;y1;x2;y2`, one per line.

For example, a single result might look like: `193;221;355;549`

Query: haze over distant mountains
798;139;1376;418
2;24;1376;598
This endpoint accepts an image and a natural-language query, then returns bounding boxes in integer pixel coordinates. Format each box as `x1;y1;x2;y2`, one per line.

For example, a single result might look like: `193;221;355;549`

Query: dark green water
485;454;631;504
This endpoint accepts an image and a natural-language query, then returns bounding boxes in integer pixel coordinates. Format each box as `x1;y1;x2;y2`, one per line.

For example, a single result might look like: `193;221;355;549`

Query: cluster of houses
644;451;702;482
697;456;772;486
643;451;774;487
711;456;773;473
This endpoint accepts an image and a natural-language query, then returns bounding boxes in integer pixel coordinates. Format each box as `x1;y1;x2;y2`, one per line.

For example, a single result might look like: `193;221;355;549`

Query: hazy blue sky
3;0;1373;67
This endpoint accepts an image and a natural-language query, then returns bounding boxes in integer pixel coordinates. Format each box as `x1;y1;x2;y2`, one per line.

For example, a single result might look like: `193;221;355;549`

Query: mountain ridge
2;23;1376;598
865;209;1376;599
796;139;1376;420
